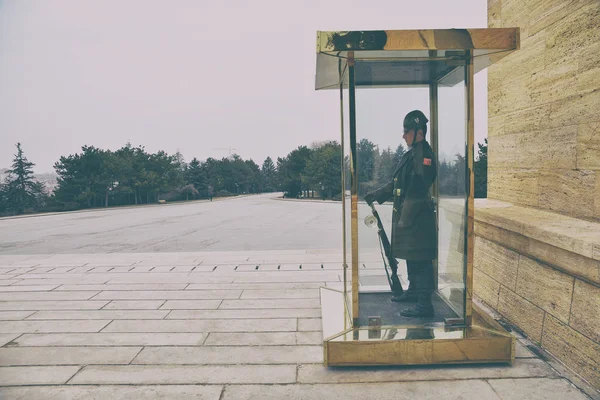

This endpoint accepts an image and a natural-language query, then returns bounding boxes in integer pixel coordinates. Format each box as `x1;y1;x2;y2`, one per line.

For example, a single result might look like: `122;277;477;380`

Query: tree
277;146;311;198
393;143;406;165
474;138;488;198
1;143;46;214
261;157;277;192
304;141;342;199
357;139;377;195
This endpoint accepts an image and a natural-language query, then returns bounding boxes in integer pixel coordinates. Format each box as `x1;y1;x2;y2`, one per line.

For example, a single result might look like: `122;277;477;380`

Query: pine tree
261;157;277;192
3;143;46;214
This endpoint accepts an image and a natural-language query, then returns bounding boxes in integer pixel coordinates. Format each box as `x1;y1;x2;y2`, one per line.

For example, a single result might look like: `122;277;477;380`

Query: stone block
0;285;60;292
488;134;516;167
222;381;499;400
26;310;170;320
297;358;556;383
298;318;322;331
0;320;111;333
0;311;35;320
577;122;600;170
515;127;577;170
531;58;579;106
219;299;319;309
204;332;295;346
501;0;533;39
0;291;98;301
489;74;533;117
132;345;323;365
544;1;600;66
596;178;600;220
488;0;502;28
103;300;166;310
0;301;109;311
515;257;574;323
103;318;297;333
92;290;241;300
239;289;319;299
543;90;600;131
69;365;297;384
488;169;539;207
474;237;519;290
542;314;600;389
539;169;595;218
488;377;590;400
166;308;321;319
0;333;21;347
0;346;141;366
529;0;591;36
296;331;323;345
0;385;223;400
186;282;322;290
159;300;222;309
13;332;206;347
502;103;552;136
498;286;545;342
473;268;501;308
569;279;600;343
56;283;188;291
0;366;81;386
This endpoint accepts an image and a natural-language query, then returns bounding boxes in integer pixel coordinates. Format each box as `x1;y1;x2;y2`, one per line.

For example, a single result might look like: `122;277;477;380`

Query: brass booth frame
315;29;520;366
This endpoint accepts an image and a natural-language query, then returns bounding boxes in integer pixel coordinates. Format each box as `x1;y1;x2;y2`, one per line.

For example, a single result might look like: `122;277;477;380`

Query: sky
0;0;489;173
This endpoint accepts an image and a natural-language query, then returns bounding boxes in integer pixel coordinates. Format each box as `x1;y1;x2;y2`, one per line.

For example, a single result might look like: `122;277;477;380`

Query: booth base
320;288;515;367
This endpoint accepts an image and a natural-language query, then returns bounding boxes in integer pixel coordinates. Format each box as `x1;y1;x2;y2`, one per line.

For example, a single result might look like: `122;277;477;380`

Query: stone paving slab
0;311;35;320
165;308;321;319
102;318;297;333
0;320;111;333
221;380;500;400
132;345;323;364
11;332;206;347
0;385;223;400
0;366;81;385
26;310;170;320
69;364;297;384
488;377;590;400
0;346;142;366
0;301;109;310
103;300;167;310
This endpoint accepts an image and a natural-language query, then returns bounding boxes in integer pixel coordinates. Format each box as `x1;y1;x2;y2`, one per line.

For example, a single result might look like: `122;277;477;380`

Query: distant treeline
0;139;487;216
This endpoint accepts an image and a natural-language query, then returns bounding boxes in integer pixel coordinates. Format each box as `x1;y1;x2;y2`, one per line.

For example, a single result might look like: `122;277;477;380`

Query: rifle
365;200;404;295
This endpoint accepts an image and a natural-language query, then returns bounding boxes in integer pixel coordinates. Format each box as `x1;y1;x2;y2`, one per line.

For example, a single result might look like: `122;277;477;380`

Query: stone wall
477;0;600;390
473;201;600;389
487;0;600;221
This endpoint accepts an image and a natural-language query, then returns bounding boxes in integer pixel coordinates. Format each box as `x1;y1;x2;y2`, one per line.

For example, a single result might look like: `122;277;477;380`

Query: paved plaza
0;196;594;399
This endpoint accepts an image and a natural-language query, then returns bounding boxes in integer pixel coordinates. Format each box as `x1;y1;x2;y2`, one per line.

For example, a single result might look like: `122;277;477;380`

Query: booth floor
357;292;459;326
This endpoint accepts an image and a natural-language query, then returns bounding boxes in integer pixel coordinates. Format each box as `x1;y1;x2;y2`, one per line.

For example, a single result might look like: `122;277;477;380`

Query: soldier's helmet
403;110;429;135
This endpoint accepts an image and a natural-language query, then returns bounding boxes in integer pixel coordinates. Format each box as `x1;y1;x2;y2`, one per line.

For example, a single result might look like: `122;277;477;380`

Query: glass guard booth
316;28;520;366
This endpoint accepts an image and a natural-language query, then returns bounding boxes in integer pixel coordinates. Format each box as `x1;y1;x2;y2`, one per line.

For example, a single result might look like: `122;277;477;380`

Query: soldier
365;110;437;318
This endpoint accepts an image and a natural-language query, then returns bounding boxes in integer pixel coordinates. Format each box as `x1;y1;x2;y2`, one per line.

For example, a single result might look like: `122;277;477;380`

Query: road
0;193;459;256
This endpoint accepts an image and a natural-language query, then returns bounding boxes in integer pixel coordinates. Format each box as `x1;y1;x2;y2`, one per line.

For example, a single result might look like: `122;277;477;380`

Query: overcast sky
0;0;489;173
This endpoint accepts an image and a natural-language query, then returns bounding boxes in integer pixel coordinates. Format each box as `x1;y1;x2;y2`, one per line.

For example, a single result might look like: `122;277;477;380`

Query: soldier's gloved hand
364;193;375;205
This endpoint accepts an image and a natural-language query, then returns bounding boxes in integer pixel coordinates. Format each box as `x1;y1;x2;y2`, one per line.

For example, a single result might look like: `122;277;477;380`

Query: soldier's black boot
391;281;417;302
400;261;434;317
399;291;434;317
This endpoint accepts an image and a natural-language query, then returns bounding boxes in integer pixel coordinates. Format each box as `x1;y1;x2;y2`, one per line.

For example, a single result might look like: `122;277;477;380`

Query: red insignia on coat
423;158;432;166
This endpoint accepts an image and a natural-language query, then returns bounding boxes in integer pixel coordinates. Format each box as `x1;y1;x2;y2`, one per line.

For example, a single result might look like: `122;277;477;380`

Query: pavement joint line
63;366;85;385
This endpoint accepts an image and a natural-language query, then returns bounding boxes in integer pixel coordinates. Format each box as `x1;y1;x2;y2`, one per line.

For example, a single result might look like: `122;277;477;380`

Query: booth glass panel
436;65;468;322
